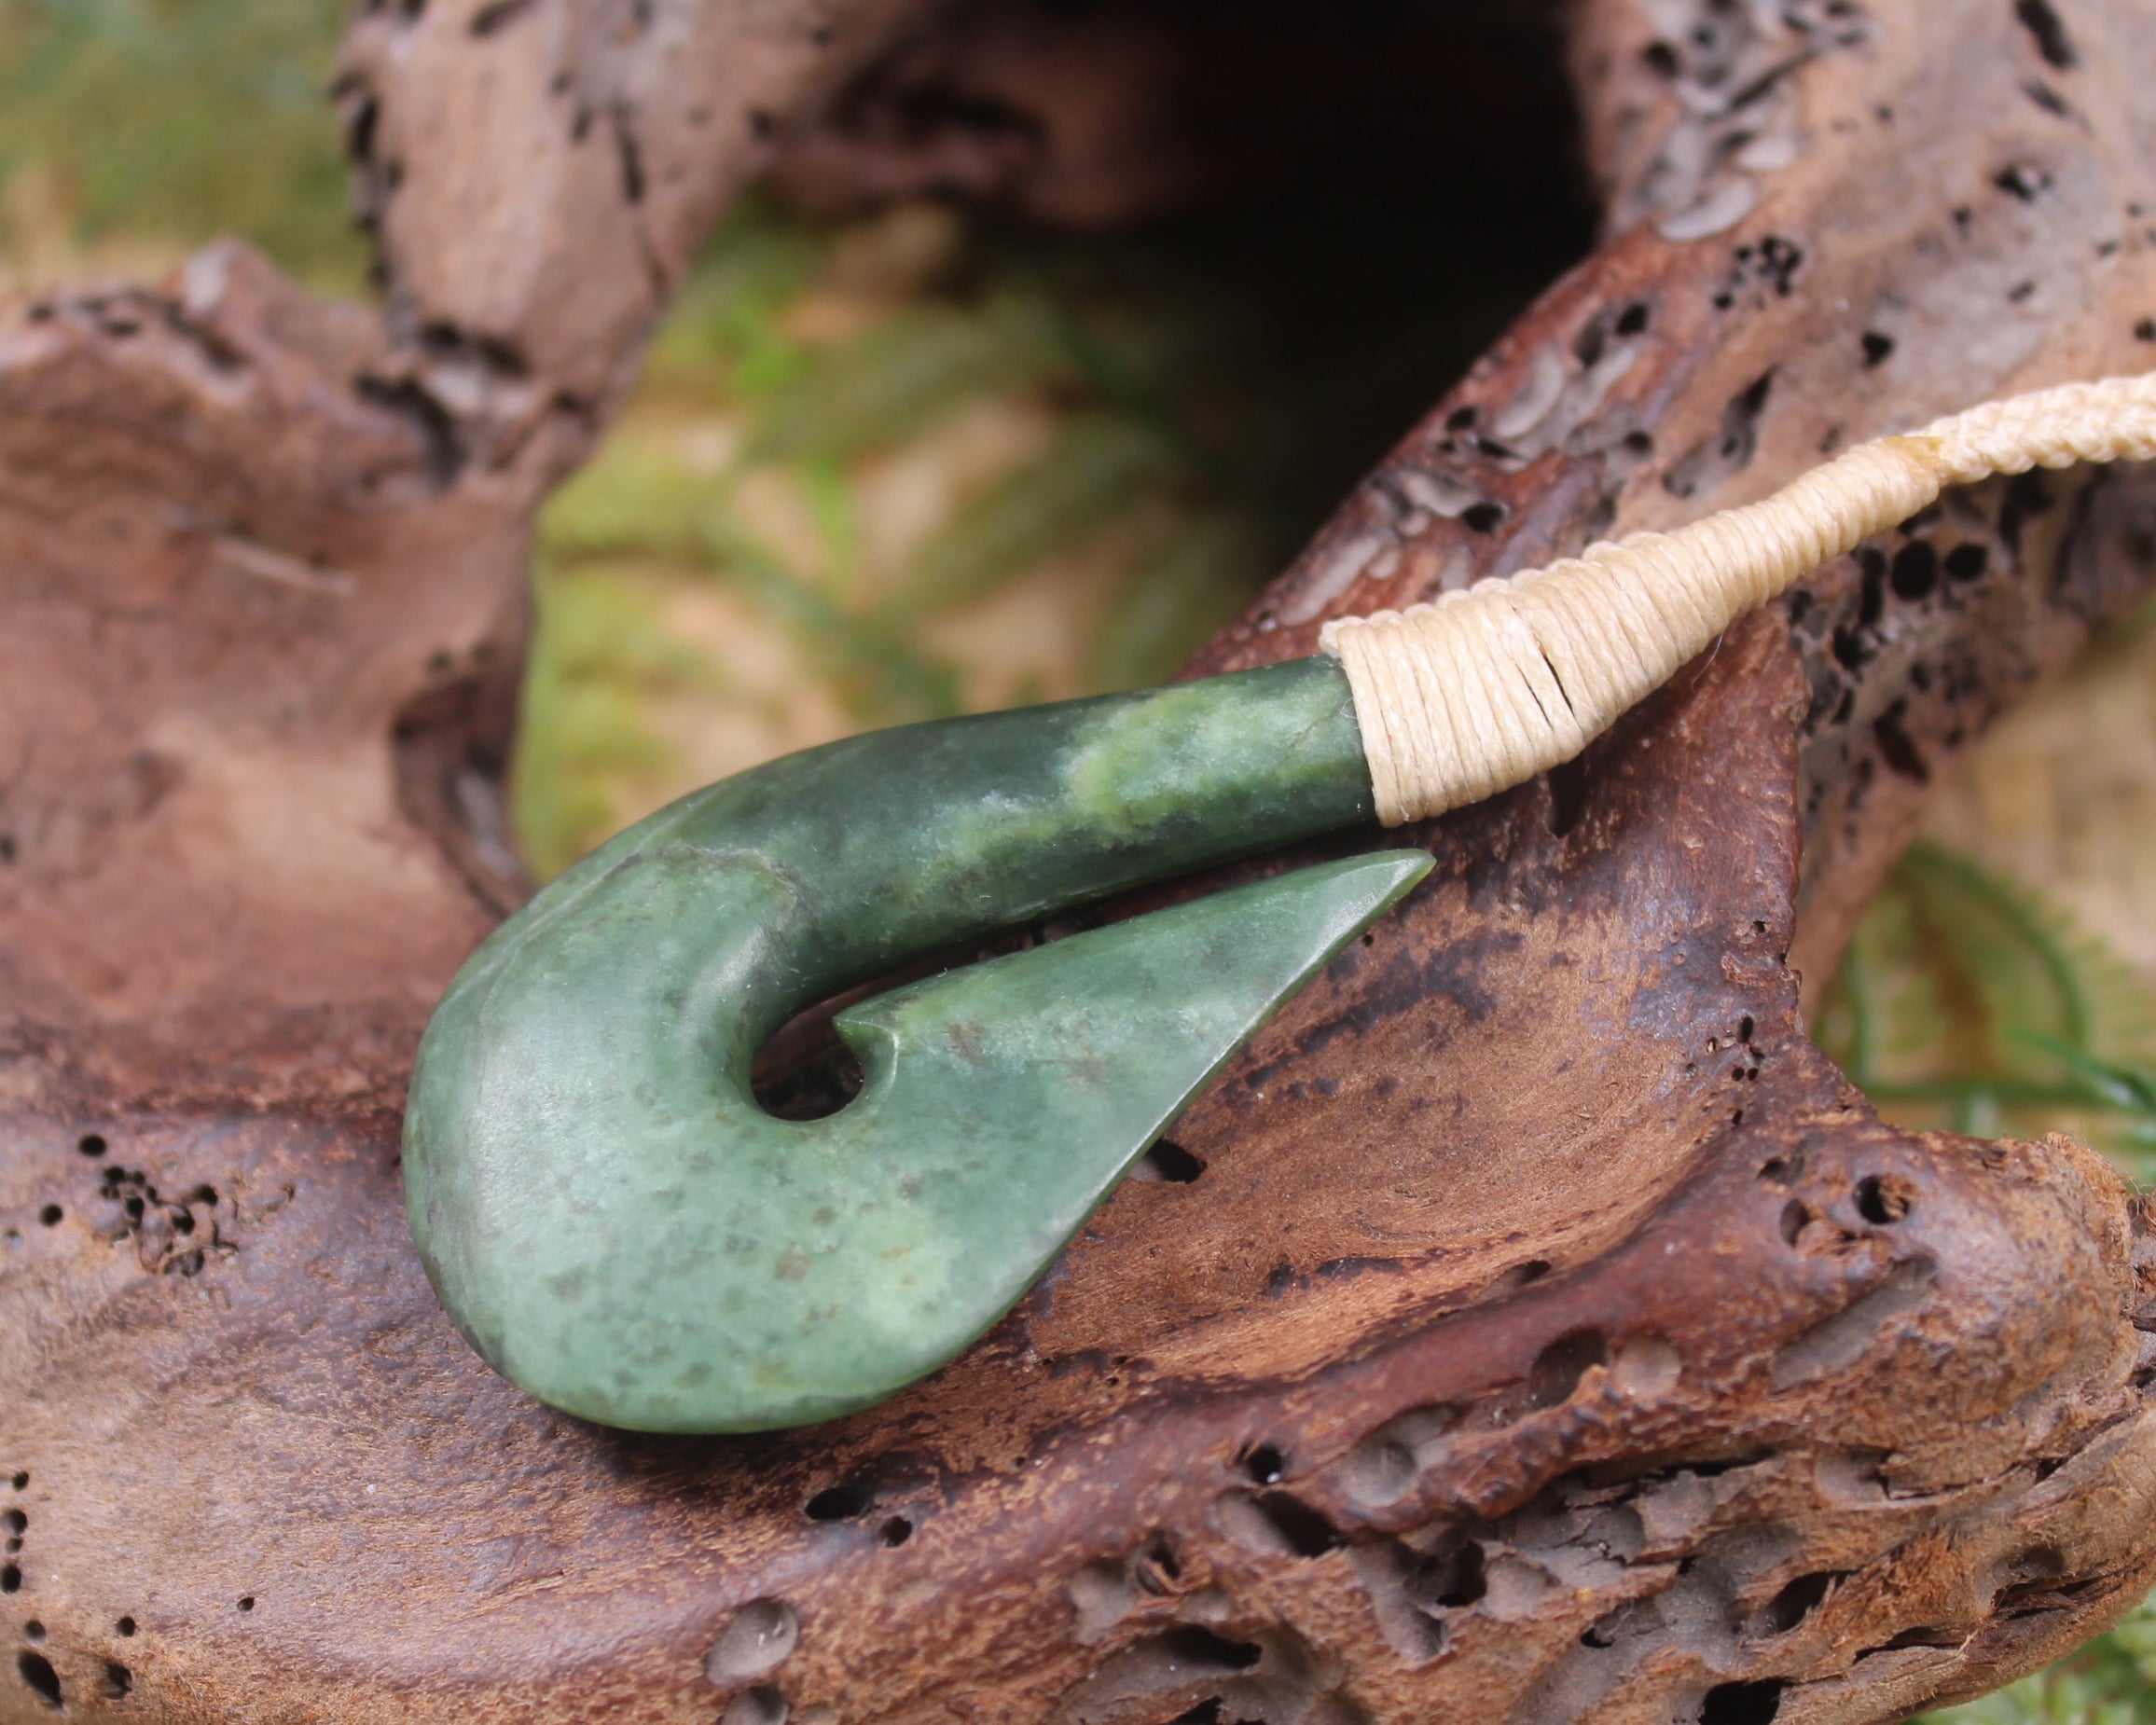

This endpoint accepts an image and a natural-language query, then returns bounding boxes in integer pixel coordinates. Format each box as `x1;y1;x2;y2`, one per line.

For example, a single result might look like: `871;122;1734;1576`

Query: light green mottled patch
406;658;1422;1432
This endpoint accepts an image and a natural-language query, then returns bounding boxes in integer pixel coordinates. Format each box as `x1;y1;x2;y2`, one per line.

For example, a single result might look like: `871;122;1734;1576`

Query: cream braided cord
1319;373;2156;827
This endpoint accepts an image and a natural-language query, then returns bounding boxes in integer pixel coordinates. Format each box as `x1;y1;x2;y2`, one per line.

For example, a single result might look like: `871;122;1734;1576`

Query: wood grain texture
7;1;2156;1721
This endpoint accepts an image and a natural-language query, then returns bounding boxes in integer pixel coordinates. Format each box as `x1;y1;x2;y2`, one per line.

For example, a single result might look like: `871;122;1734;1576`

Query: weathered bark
7;2;2156;1723
335;0;949;482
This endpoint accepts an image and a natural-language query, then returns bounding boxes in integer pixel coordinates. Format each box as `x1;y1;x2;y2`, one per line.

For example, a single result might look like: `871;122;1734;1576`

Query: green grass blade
744;294;1070;464
884;414;1182;626
1087;511;1270;691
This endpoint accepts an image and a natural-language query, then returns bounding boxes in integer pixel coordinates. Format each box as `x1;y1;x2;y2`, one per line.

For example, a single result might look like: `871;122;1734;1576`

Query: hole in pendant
752;1020;866;1122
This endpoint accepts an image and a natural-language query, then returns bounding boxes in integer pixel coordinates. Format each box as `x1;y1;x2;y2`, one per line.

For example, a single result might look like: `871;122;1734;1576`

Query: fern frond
1088;511;1270;691
646;203;824;395
884;415;1182;626
511;564;724;880
539;435;719;564
1817;839;2156;1169
745;294;1069;465
691;506;961;724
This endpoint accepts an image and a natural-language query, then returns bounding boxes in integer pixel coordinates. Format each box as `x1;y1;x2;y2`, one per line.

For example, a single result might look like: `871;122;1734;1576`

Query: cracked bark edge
331;0;951;488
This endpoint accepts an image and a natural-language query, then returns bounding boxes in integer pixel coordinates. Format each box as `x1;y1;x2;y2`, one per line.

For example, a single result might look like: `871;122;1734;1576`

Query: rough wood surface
336;0;945;482
7;2;2156;1722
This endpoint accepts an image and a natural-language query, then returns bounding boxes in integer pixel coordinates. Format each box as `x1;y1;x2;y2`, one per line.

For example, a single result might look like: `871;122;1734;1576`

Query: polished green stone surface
405;656;1419;1432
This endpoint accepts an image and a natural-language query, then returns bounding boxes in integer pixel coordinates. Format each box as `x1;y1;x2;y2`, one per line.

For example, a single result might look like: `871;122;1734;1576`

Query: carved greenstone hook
405;656;1426;1433
407;376;2156;1433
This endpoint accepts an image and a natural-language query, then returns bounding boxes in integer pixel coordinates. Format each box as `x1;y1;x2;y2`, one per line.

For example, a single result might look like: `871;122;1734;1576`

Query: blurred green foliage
517;188;1569;872
517;203;1263;872
1818;839;2156;1170
512;566;734;885
1929;1612;2156;1725
0;0;363;290
1831;835;2156;1724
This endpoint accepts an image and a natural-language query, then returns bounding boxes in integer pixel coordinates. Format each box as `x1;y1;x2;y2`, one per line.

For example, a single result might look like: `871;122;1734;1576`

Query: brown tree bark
7;2;2156;1722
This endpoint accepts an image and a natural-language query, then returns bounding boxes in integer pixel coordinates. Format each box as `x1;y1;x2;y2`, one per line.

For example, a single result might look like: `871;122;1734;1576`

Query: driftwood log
7;1;2156;1721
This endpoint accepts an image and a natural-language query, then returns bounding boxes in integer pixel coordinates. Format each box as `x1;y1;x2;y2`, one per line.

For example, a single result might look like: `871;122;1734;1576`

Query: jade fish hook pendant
403;656;1428;1433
